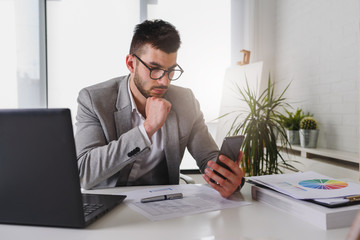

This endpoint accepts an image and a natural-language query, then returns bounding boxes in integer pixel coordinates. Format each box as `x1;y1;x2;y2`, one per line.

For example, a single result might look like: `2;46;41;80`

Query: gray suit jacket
75;75;219;189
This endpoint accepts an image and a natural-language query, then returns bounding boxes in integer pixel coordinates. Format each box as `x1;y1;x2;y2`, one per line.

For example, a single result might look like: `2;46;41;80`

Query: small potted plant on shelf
299;116;319;148
279;108;308;145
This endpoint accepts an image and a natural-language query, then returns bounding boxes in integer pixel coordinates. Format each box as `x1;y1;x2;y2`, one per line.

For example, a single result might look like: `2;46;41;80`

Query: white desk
0;183;352;240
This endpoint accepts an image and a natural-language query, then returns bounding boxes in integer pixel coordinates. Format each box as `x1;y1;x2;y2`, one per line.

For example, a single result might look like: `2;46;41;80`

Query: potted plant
299;116;319;148
279;108;306;145
222;75;297;176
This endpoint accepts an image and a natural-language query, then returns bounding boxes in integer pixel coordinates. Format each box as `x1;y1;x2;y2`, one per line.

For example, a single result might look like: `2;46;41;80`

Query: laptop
0;108;126;228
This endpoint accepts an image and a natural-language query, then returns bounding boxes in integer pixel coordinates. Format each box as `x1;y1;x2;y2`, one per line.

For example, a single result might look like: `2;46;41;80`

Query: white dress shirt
127;81;165;183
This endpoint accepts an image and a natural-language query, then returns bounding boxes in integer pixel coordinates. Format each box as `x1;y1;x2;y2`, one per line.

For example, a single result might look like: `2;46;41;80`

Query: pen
141;193;183;203
346;195;360;202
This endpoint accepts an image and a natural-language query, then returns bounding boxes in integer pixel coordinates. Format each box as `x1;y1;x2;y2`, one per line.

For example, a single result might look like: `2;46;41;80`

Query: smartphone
210;135;245;183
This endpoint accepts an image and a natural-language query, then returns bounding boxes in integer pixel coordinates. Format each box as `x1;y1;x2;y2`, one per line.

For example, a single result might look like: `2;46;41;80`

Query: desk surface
0;183;352;240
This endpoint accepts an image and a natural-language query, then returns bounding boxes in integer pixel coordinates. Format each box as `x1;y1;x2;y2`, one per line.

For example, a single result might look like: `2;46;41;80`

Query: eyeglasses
132;54;184;81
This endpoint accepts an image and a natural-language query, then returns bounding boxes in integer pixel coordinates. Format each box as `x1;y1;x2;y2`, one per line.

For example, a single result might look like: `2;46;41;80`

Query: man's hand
143;97;171;138
203;151;244;198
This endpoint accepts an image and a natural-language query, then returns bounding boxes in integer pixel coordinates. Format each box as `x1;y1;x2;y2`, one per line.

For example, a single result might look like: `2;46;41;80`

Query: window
0;0;46;108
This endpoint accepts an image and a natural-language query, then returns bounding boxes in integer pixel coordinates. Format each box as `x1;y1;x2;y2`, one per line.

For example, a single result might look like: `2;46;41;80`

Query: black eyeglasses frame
132;54;184;81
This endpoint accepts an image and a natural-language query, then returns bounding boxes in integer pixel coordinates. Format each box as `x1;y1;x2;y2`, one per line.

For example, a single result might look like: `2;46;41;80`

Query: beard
133;70;168;98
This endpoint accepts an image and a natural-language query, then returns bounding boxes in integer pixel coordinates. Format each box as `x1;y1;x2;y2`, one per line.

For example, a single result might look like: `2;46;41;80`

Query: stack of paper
247;171;360;229
122;184;251;221
247;171;360;200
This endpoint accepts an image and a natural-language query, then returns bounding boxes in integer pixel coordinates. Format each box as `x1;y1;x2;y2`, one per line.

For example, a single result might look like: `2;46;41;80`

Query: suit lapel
163;110;180;184
114;108;131;138
114;75;132;138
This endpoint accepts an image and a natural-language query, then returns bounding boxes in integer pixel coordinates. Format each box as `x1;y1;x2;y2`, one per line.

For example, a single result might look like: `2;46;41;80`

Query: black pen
141;193;183;203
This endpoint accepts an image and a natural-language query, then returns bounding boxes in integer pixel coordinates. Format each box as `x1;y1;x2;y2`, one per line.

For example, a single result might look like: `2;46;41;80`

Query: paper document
247;171;360;199
123;184;251;221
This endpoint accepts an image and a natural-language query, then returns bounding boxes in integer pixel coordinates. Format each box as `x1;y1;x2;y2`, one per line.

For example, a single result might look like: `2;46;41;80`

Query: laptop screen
0;109;86;227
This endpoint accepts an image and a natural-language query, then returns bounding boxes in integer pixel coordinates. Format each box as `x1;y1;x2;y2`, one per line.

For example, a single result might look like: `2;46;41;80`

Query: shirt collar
127;79;138;113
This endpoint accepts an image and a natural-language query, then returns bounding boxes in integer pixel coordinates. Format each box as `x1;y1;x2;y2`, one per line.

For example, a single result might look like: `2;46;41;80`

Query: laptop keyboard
83;203;104;216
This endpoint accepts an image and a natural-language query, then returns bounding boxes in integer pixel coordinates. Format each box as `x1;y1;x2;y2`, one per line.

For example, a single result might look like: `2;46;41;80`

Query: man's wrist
143;121;156;139
139;124;152;145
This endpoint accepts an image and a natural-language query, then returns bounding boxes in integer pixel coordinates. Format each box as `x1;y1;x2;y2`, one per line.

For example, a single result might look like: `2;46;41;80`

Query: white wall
147;0;231;123
47;0;139;124
273;0;359;153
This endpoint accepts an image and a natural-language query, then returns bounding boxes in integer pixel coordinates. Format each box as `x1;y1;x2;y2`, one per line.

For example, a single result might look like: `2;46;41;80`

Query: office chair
180;173;195;184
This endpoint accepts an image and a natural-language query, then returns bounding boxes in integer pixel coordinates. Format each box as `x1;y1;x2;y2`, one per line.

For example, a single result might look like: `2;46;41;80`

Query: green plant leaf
219;74;298;176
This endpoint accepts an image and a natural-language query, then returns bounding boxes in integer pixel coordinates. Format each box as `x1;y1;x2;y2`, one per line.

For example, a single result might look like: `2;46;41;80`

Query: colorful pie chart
298;179;348;190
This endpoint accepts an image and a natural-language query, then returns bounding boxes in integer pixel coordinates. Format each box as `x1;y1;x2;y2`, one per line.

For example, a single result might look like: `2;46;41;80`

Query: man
75;19;244;198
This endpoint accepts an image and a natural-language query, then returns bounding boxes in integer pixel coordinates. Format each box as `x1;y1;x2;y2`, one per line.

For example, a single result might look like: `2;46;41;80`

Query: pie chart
298;179;348;190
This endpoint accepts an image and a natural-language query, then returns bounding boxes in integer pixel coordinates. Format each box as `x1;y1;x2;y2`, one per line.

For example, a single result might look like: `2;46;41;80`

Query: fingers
203;153;244;198
214;155;243;184
236;151;243;165
202;172;234;198
144;97;171;138
202;173;233;198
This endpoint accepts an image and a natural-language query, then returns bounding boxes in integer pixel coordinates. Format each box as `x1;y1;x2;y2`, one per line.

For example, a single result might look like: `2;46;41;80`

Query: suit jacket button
127;147;140;157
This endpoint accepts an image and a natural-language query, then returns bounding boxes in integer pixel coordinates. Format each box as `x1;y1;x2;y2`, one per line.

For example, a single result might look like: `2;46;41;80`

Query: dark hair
129;19;181;55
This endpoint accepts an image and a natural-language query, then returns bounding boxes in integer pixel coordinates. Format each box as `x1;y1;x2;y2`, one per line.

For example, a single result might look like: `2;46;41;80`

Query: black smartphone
210;135;245;183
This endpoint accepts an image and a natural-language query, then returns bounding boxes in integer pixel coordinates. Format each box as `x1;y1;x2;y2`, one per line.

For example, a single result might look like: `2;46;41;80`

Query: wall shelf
279;144;359;165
